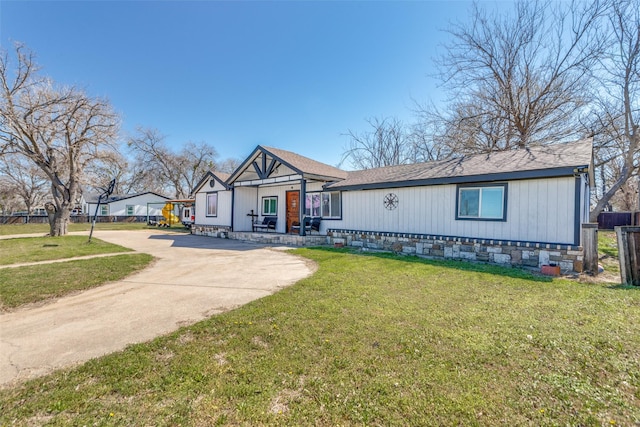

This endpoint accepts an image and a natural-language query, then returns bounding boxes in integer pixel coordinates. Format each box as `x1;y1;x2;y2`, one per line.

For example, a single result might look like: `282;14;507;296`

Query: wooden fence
0;215;152;225
598;211;640;229
615;226;640;286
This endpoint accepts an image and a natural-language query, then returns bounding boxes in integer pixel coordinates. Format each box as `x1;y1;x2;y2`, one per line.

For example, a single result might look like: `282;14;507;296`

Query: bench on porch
253;216;277;232
291;217;321;234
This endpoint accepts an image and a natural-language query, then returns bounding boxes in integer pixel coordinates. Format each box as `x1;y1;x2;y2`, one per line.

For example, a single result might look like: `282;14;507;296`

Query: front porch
192;224;329;247
229;231;329;247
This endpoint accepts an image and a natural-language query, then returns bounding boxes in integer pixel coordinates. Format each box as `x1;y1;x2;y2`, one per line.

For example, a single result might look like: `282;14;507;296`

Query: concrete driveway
0;230;314;387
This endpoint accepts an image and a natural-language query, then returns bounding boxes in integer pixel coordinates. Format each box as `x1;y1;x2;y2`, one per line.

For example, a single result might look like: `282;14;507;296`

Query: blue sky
1;1;480;168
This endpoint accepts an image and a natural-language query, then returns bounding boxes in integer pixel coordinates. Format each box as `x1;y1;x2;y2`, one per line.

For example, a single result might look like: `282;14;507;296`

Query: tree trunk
44;202;56;235
50;207;70;236
44;201;71;236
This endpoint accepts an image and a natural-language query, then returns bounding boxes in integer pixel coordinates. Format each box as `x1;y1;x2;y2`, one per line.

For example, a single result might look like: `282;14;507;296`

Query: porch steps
228;232;329;247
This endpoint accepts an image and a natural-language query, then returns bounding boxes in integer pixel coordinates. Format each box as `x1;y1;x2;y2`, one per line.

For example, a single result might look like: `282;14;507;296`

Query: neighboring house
192;140;593;273
85;192;170;218
191;171;232;236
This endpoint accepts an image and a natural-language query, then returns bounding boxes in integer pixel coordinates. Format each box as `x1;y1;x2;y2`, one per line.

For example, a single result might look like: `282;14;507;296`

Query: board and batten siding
255;182;324;233
325;176;577;245
232;187;257;232
231;181;326;233
194;183;232;227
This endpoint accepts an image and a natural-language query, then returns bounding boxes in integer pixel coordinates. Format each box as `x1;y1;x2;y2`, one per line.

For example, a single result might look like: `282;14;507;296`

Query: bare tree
0;153;48;217
127;128;218;198
589;0;640;220
425;0;606;155
609;173;639;211
0;44;119;235
0;176;22;214
83;147;161;196
341;117;412;170
217;157;242;174
178;141;218;197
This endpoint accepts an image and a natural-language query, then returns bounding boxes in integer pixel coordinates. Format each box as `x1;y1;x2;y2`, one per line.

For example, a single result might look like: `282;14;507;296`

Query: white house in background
191;171;232;236
192;140;593;273
84;192;170;218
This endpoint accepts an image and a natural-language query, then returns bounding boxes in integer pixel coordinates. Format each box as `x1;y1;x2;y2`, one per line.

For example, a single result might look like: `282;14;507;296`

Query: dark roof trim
326;166;587;191
228;146;306;184
229;146;346;184
192;171;232;194
86;191;170;204
228;146;264;183
263;149;304;176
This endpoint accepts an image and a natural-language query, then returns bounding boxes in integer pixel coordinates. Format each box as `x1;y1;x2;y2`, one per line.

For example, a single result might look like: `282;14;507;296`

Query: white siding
305;182;325;192
194;177;232;226
231;181;328;232
256;184;300;233
233;187;258;231
327;176;578;245
88;193;168;216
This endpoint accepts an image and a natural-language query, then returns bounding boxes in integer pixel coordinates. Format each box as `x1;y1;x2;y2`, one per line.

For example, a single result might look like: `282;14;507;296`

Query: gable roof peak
228;145;348;183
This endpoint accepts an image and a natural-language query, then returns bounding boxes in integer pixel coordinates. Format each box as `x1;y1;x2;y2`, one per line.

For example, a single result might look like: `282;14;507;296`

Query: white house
85;192;170;218
324;139;592;247
192;140;593;273
191;171;232;236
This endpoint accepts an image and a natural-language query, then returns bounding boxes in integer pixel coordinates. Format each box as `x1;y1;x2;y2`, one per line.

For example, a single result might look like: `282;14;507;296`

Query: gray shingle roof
85;191;170;204
327;139;592;191
212;171;231;182
192;170;232;194
261;146;348;180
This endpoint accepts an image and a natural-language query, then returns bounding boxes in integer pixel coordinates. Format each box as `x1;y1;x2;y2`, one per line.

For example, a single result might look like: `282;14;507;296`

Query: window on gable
262;196;277;216
207;192;218;217
456;184;507;221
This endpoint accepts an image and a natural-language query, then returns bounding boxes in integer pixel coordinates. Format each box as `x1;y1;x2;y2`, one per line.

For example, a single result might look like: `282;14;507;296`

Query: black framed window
304;191;341;219
206;192;218;217
456;183;507;221
262;196;277;215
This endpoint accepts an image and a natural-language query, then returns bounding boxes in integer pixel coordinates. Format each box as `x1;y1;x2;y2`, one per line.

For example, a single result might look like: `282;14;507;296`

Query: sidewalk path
0;252;133;269
0;230;313;387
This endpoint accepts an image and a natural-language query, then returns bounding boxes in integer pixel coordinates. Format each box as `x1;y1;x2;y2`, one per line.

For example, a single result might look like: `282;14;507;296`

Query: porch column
300;178;306;236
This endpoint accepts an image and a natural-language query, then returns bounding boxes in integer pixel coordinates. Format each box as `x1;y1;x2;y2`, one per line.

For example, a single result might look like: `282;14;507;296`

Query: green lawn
598;230;620;274
1;248;638;426
0;235;132;265
0;254;154;309
0;221;189;236
0;234;153;309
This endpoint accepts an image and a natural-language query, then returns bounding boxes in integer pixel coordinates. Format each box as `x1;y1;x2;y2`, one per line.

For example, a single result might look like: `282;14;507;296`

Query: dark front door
286;191;300;233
